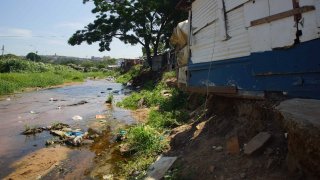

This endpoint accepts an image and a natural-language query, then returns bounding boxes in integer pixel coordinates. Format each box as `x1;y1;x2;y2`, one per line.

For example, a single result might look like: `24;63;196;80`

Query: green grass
116;65;142;84
0;56;118;96
115;70;189;179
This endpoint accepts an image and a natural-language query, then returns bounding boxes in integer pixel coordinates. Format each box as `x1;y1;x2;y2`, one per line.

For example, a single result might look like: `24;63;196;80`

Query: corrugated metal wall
191;0;250;64
299;0;320;42
224;0;249;12
192;0;218;32
190;0;320;64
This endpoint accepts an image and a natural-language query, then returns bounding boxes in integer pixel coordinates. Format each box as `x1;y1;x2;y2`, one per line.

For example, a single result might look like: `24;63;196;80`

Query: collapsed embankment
166;95;320;179
90;67;320;179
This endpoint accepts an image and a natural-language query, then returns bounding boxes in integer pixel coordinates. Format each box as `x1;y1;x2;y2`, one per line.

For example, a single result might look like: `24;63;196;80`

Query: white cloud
0;27;33;37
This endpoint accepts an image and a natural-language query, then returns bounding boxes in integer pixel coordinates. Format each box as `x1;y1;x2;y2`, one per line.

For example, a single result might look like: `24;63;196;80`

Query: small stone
215;146;223;152
266;158;276;169
226;136;240;155
244;132;271;155
103;174;113;180
240;173;246;179
209;165;215;173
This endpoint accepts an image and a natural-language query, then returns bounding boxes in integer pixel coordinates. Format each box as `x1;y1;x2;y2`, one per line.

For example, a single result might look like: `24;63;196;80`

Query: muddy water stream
0;79;135;179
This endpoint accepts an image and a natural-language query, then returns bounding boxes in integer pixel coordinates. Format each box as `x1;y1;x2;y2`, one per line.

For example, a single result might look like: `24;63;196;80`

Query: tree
26;52;41;62
68;0;187;66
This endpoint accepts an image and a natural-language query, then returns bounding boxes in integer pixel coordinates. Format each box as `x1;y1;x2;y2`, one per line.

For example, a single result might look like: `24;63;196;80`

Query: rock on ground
244;132;271;155
277;98;320;178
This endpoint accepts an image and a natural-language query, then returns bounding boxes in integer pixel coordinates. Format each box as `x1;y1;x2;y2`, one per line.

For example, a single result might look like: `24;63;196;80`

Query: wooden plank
186;86;237;94
145;156;177;180
251;6;315;26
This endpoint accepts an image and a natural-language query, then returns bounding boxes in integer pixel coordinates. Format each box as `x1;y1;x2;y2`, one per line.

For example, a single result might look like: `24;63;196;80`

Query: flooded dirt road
0;79;135;179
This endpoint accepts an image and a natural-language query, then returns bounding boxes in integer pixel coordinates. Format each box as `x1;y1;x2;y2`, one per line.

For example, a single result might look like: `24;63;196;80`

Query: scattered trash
6;98;11;101
116;130;127;142
22;122;92;147
51;123;70;130
112;90;120;94
212;145;223;152
30;111;36;114
284;133;288;139
99;120;107;123
146;156;177;180
50;130;66;137
103;174;114;180
72;115;83;121
57;106;61;110
67;100;88;106
22;126;44;135
96;114;106;119
49;98;58;102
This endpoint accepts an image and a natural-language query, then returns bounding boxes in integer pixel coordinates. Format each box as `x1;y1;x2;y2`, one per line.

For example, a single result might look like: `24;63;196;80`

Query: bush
127;125;167;154
116;65;142;84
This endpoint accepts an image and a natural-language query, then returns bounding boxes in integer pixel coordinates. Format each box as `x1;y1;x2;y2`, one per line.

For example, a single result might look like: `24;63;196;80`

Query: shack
174;0;320;99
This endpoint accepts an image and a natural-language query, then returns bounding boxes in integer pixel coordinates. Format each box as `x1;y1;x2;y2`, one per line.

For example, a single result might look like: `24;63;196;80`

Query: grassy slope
0;57;116;95
115;71;190;178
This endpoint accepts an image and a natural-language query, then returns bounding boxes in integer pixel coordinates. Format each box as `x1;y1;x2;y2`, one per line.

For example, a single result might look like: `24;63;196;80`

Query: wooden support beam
251;6;315;27
186;86;237;94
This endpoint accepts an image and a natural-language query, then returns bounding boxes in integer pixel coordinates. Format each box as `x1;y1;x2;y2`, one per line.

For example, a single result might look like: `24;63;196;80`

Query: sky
0;0;142;58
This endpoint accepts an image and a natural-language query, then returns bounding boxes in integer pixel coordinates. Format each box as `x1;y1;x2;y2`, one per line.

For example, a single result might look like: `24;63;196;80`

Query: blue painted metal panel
188;39;320;99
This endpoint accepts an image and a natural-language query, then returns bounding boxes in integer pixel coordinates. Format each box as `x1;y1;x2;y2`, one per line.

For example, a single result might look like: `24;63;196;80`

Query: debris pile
22;122;97;147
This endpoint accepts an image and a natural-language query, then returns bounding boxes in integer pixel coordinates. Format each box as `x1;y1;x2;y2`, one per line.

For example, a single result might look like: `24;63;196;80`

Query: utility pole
1;45;4;56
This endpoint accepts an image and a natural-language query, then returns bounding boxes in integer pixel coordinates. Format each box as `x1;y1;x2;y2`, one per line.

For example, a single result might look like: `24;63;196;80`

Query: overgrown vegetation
115;71;188;178
0;56;117;96
115;65;143;84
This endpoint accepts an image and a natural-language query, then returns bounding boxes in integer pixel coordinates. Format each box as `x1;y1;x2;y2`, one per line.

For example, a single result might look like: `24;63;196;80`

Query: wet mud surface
0;80;135;179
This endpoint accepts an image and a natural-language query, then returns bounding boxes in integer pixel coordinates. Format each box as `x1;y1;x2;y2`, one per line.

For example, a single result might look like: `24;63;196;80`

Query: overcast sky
0;0;142;58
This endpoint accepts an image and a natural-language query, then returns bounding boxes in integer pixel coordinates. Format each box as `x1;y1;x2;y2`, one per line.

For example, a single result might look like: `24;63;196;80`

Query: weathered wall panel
269;0;293;15
270;17;296;48
244;0;270;28
192;0;218;32
316;0;320;27
268;0;296;48
191;5;250;64
224;0;249;12
299;0;320;42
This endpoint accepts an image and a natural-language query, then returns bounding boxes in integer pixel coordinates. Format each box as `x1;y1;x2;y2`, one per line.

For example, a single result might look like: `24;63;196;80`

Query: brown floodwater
0;79;135;179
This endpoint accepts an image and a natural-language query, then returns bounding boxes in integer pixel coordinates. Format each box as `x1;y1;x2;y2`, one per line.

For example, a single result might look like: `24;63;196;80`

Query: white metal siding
316;0;320;27
244;0;272;52
299;0;320;42
269;0;296;48
191;5;250;64
191;23;216;63
224;0;249;12
192;0;218;32
244;0;270;28
269;0;293;15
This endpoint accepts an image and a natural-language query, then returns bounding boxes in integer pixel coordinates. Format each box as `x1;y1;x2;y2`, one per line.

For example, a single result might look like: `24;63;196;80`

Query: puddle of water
0;79;135;179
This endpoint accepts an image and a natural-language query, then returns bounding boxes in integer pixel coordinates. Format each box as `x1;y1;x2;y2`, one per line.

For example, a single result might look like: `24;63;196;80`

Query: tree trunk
145;45;152;67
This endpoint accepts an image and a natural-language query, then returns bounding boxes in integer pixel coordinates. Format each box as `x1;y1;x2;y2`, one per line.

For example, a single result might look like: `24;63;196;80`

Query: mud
4;146;71;180
0;80;135;179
